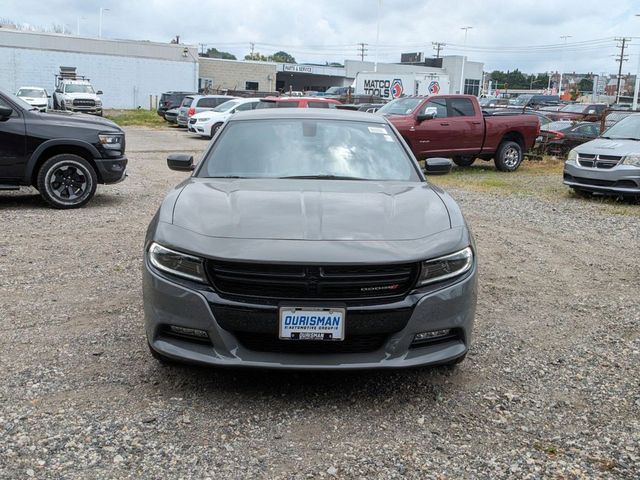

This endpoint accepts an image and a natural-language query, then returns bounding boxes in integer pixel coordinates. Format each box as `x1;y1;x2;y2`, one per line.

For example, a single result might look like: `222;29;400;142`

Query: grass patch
104;109;166;127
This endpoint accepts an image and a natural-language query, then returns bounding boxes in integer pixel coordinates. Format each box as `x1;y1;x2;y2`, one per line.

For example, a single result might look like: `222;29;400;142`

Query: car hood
170;179;451;241
192;111;228;121
62;92;101;101
574;137;640;156
41;110;121;131
20;97;48;105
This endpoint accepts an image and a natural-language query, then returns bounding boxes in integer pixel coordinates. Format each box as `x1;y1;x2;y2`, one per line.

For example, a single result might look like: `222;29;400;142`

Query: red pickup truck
378;95;540;171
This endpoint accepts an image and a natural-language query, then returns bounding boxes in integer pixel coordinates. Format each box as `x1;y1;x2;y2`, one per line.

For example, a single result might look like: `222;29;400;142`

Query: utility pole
250;42;255;59
614;37;630;104
357;43;368;61
432;41;446;59
558;35;572;98
199;43;206;56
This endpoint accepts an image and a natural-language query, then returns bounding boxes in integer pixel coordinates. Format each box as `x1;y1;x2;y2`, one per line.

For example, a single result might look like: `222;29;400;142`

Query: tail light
187;107;196;116
550;131;565;140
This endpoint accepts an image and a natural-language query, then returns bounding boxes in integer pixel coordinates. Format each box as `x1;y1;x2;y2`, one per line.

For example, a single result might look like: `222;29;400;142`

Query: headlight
64;99;73;105
567;149;578;162
622;154;640;166
98;133;124;150
148;243;206;282
417;247;474;286
96;100;102;106
197;117;211;123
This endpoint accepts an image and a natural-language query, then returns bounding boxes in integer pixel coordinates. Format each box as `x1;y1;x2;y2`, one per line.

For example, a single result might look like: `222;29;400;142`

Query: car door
0;96;27;181
567;124;598;149
412;97;449;156
447;97;485;153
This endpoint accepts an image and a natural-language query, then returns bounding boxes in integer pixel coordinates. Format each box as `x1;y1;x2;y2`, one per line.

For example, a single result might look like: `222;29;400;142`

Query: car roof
230;108;389;123
18;86;46;90
262;96;340;102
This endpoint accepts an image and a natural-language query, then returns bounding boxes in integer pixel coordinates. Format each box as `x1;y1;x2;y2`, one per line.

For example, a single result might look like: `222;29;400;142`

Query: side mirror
97;90;103;95
416;106;438;122
424;158;452;175
0;106;13;119
167;154;194;171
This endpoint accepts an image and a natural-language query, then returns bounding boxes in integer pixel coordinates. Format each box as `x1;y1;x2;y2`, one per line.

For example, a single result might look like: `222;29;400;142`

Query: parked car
546;103;608;122
256;97;342;108
564;113;640;198
488;108;553;127
16;87;49;112
336;103;386;113
479;97;510;108
510;94;560;109
157;91;197;119
0;89;126;208
379;95;540;171
164;108;180;125
535;121;600;156
144;108;477;369
51;67;103;116
177;95;237;127
188;98;262;138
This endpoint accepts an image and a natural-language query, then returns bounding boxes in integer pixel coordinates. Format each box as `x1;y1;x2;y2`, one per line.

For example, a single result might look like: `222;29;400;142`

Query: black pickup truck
0;89;127;208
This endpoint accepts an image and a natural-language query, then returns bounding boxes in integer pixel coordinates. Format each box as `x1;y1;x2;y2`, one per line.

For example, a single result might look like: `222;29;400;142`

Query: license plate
279;307;345;341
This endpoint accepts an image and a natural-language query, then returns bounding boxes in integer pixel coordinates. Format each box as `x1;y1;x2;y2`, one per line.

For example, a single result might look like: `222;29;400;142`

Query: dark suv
0;89;127;209
157;91;197;119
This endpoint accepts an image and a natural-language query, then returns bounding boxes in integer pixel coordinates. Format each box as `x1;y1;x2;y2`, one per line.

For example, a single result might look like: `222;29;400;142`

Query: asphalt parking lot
1;127;638;479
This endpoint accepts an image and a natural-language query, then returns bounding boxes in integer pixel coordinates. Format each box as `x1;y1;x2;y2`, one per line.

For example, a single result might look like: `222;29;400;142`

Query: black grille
234;332;386;354
577;154;621;169
205;261;419;301
73;99;96;107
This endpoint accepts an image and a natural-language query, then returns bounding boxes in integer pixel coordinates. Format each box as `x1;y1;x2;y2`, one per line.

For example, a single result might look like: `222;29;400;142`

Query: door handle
439;122;450;126
472;121;482;125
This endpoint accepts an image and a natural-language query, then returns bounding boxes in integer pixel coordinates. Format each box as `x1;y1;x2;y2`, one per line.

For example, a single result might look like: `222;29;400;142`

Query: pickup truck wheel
37;154;97;209
452;156;476;167
495;141;523;172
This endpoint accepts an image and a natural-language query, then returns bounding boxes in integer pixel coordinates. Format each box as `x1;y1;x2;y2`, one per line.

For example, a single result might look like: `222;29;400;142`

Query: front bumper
563;160;640;195
94;157;128;184
177;115;189;127
143;258;477;370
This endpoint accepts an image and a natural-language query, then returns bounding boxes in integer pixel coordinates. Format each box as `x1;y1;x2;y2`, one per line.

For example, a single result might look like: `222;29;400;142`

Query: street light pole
99;8;110;38
374;0;381;72
633;14;640;110
559;35;572;98
459;26;472;94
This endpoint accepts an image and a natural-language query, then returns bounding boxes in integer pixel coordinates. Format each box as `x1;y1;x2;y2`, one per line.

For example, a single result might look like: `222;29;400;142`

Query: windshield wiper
278;175;368;180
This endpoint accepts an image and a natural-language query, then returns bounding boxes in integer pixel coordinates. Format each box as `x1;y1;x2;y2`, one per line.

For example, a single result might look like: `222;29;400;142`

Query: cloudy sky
2;0;640;74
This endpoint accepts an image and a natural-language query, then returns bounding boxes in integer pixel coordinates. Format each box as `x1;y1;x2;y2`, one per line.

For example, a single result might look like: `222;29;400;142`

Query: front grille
234;332;386;354
205;261;419;301
211;304;413;335
73;99;96;107
577;154;622;169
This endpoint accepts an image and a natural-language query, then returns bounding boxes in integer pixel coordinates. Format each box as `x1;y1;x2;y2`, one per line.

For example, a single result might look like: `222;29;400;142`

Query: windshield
560;104;586;113
601;114;640;140
64;84;95;94
542;121;573;131
198;119;419;181
377;98;423;115
17;88;46;98
512;95;532;106
212;100;240;112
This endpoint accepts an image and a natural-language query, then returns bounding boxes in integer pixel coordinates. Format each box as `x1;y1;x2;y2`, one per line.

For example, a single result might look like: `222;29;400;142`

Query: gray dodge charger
143;109;477;369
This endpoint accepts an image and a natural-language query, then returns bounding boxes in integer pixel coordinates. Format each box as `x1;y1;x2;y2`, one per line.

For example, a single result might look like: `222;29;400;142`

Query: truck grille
205;261;419;301
73;99;96;107
577;153;622;169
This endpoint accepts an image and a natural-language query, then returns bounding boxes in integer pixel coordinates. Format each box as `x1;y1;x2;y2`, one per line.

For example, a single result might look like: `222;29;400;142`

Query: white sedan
188;98;262;138
16;86;49;112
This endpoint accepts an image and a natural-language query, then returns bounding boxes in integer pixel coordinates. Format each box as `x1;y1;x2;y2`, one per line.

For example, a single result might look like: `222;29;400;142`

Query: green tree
201;47;236;60
271;51;296;63
244;52;269;61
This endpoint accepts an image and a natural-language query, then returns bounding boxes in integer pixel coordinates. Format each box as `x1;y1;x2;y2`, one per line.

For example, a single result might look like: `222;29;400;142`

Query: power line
432;41;445;58
357;42;368;61
614;37;630;103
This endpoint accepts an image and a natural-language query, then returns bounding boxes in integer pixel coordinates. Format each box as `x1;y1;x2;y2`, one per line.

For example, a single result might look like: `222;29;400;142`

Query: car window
234;102;255;112
199;119;420;181
308;102;331;108
198;98;221;108
182;97;194;108
421;98;447;118
449;98;475;117
377;98;423;115
275;101;300;108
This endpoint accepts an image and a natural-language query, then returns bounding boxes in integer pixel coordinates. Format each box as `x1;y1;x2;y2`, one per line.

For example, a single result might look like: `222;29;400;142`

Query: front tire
452;156;476;167
495;140;523;172
209;122;223;139
36;154;97;209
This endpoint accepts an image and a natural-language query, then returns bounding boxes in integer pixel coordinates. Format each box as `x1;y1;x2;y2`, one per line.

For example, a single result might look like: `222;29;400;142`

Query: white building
0;28;199;109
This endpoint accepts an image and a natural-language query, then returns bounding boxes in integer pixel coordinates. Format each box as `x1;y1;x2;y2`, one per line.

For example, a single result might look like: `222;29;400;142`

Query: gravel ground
0;126;638;479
